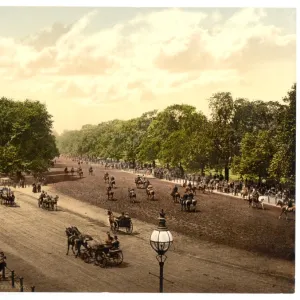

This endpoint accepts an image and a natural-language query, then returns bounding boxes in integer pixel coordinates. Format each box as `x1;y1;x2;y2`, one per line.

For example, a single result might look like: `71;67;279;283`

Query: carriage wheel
114;251;123;265
95;252;107;268
82;252;90;263
126;221;133;234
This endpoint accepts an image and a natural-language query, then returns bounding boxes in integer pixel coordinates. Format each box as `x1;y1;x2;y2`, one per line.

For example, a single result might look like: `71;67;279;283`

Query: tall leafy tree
0;98;59;175
269;84;296;185
208;92;235;180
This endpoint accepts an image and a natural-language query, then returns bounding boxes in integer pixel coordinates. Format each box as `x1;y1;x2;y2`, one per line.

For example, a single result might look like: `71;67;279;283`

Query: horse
89;167;93;176
64;167;69;175
128;188;136;203
277;200;295;220
104;173;109;183
180;194;197;212
241;187;249;199
249;194;265;210
110;177;116;188
146;186;155;200
77;168;83;178
106;186;114;200
197;182;206;193
171;191;181;203
65;226;81;255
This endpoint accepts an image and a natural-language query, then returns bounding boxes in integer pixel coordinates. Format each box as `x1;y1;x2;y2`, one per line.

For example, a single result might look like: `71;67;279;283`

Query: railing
1;263;35;292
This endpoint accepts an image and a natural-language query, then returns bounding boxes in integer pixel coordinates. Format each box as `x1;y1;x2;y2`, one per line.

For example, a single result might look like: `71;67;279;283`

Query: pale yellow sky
0;6;296;134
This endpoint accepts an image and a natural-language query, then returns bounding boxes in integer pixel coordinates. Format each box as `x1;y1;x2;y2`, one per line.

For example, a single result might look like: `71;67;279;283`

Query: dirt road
0;181;295;292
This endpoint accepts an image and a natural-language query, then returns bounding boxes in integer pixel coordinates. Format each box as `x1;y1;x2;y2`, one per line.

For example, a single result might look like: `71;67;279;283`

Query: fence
1;263;35;292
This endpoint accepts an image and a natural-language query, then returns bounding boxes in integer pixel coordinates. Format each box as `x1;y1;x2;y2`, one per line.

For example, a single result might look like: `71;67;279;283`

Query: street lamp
150;211;173;293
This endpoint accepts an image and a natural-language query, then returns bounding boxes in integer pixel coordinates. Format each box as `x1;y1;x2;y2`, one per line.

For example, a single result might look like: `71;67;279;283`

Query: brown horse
171;191;180;203
106;186;114;200
277;200;295;220
128;188;136;203
146;186;155;200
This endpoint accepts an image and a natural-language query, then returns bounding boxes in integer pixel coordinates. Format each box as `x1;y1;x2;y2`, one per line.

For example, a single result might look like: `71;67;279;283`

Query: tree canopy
56;84;296;186
0;98;59;175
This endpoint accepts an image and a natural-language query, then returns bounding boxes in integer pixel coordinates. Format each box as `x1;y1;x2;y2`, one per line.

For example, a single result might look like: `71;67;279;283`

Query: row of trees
0;98;59;176
57;84;296;185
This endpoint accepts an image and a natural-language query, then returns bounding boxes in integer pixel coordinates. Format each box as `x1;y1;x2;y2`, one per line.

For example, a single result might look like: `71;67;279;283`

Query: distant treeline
56;84;296;184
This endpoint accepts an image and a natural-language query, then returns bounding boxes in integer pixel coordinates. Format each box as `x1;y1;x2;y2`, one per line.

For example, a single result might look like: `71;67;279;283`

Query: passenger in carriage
117;212;126;222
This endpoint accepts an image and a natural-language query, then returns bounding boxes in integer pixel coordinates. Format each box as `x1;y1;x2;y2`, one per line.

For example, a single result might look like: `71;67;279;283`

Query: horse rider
171;185;178;197
252;188;259;200
64;167;68;173
71;167;74;174
89;166;93;173
287;198;294;208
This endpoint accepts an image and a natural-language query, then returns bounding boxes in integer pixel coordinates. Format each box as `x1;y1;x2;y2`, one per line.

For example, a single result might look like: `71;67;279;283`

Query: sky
0;2;297;134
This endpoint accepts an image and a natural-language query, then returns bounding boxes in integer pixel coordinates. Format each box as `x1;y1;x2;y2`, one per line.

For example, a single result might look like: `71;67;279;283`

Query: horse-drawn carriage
0;188;16;206
38;194;59;210
180;192;197;212
135;176;149;189
111;215;133;234
66;226;123;268
108;211;133;234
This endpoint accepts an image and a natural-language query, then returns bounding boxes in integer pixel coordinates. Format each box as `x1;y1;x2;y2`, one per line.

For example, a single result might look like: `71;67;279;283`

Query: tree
0;98;59;175
233;130;275;180
208;92;235;180
269;84;296;186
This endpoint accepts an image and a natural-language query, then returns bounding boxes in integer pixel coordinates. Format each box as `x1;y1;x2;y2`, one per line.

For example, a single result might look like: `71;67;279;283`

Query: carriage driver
112;236;120;249
103;232;114;254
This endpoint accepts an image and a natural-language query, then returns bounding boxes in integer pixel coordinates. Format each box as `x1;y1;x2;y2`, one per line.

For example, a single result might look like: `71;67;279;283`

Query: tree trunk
152;160;156;168
224;166;229;181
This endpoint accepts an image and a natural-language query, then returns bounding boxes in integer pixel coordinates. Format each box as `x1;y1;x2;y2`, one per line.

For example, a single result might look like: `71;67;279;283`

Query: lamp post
150;211;173;293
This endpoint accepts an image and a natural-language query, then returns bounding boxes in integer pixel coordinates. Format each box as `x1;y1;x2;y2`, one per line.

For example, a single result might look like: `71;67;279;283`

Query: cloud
0;7;296;109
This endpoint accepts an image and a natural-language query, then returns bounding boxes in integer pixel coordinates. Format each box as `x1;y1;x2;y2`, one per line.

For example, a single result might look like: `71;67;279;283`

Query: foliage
0;98;59;175
56;84;296;186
